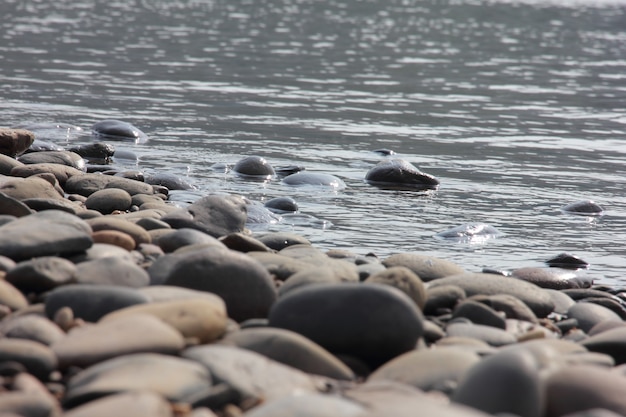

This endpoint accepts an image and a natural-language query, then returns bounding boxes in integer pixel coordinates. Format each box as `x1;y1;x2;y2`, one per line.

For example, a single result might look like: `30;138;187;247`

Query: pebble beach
1;125;626;417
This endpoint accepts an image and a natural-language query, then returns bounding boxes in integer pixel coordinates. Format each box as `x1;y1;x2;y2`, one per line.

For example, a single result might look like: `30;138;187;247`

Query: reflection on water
1;0;626;283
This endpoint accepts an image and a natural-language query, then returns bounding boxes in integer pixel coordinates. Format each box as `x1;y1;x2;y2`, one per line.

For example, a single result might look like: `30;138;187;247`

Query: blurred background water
1;0;626;284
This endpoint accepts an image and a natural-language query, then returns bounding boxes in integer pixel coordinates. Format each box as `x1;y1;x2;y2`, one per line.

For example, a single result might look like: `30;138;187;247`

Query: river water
1;0;626;285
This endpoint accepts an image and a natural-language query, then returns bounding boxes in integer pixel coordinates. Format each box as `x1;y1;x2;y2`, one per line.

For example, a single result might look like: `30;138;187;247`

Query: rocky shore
1;127;626;417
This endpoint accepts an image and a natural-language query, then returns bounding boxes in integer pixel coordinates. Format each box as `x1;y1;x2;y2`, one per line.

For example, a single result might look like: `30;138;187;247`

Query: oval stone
365;159;439;190
561;200;604;216
5;256;77;294
232;155;275;179
0;315;65;346
282;172;346;190
365;266;427;309
74;257;150;288
91;119;148;143
63;391;173;417
383;253;465;282
0;338;57;380
511;267;593;290
0;128;35;157
268;283;424;367
85;188;132;214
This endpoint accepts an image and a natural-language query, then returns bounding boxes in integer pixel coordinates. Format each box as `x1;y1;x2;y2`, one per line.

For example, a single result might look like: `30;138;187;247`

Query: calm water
2;0;626;284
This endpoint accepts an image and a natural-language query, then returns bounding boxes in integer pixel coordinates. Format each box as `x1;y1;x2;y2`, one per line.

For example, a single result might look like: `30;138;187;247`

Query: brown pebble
92;230;135;251
53;307;74;332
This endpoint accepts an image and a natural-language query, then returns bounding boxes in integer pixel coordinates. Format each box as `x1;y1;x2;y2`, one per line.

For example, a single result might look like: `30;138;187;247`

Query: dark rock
0;128;35;157
269;283;424;368
91;119;148;142
581;327;626;365
469;294;538;323
85;188;132;214
232;156;275;179
18;150;85;171
68;142;116;161
264;197;298;213
157;228;225;253
546;253;589;269
257;232;311;251
364;266;427;309
567;302;622;333
0;153;24;175
0;192;33;217
5;256;77;294
561;200;604;216
219;232;272;252
64;172;155;196
383;253;465;282
365;159;439;190
511;267;593;290
452;300;506;329
0;338;57;380
282;172;346;189
74;257;150;287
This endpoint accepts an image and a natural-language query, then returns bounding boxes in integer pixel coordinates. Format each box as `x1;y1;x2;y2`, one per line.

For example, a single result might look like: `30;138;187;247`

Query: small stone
156;227;225;253
64;172;155;196
567;302;622;333
85;188;133;214
445;321;517;347
0;192;33;217
92;230;136;251
0;314;65;346
86;216;151;247
0;176;64;201
452;300;506;329
365;159;439;190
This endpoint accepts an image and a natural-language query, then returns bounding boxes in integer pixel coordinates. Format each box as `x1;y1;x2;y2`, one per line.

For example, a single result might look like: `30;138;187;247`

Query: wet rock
369;346;480;394
0;128;35;157
427;273;555;318
68;142;116;161
18;150;85;171
91;119;148;143
0;339;57;380
0;210;93;261
383;253;465;282
10;163;85;186
161;246;277;322
156;227;225;253
183;344;322;404
45;284;150;322
74;256;150;287
64;172;155;196
435;223;502;242
221;327;355;380
364;266;427;310
0;176;64;201
452;300;506;329
232;155;275;179
567;302;622;333
546;253;589;269
269;283;424;368
5;256;77;294
85;188;132;214
52;314;185;369
63;391;174;417
282;171;346;190
365;159;439;190
161;194;248;238
511;267;593;289
0;192;33;217
452;349;542;417
145;172;195;190
264;197;298;214
257;232;311;251
101;298;228;344
64;353;210;408
561;200;604;216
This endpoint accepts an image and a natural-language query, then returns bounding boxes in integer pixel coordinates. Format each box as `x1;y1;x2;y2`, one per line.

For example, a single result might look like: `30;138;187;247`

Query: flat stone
0;192;33;217
22;197;82;214
85;188;133;214
52;314;185;369
91;230;136;251
45;284;150;322
161;194;248;238
161;246;277;322
64;172;155;196
0;128;35;157
243;393;365;417
511;267;594;290
0;280;29;310
268;283;424;368
63;391;173;417
365;266;427;310
427;273;554;318
64;353;211;408
182;344;322;404
368;346;480;394
452;349;542;417
0;210;93;261
5;256;77;294
18;150;85;171
101;298;228;344
10;163;85;185
74;256;149;287
0;314;65;346
221;327;355;380
383;253;465;282
0;338;58;380
452;300;506;329
0;176;64;201
567;302;622;333
257;232;311;251
86;216;151;248
445;322;517;346
156;227;225;253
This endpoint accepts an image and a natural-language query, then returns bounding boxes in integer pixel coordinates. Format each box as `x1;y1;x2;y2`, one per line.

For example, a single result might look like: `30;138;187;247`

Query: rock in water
232;155;275;180
91;119;148;143
365;159;439;190
561;200;604;216
435;223;502;243
268;283;424;368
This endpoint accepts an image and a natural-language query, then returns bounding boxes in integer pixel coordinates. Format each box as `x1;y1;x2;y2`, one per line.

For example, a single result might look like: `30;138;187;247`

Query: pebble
452;300;507;329
365;159;439;190
64;172;155;196
0;128;35;157
567;302;622;333
91;119;148;142
18;150;86;171
445;321;517;346
156;227;225;253
0;338;58;380
74;256;150;287
0;314;65;345
10;163;84;185
364;266;427;309
86;216;151;248
232;155;275;179
511;266;593;289
269;283;424;368
383;253;465;282
85;188;133;213
0;191;33;217
63;391;174;417
91;230;136;251
5;256;77;294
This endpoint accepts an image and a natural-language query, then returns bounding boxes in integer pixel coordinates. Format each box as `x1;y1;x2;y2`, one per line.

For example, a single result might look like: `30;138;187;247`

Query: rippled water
2;0;626;284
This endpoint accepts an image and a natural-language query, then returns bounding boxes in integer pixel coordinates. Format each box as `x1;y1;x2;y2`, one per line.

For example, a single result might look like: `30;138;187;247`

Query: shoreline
1;128;626;416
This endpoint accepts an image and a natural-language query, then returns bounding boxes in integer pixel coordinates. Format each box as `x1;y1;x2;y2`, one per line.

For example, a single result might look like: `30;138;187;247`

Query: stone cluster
0;127;625;417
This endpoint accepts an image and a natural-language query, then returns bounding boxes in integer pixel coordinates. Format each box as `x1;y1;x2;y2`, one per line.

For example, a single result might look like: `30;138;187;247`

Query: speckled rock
74;256;150;287
428;273;554;318
63;391;174;417
383;253;465;282
161;246;277;322
0;210;93;261
368;346;480;394
85;188;133;214
221;327;355;380
0;128;35;157
45;284;150;322
0;338;58;380
365;266;427;310
64;353;211;408
269;283;424;368
161;194;247;238
101;298;228;344
5;256;77;294
52;314;185;369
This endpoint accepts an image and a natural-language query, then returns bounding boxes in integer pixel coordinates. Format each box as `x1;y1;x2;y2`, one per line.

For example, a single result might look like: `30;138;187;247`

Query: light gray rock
383;253;465;282
63;391;174;417
85;188;133;214
74;257;150;288
5;256;77;294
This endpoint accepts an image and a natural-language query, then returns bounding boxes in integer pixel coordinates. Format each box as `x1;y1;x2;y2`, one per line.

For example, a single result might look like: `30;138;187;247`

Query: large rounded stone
157;227;225;253
64;172;155;196
0;128;35;157
85;188;133;214
161;246;277;322
0;153;23;175
567;302;622;333
427;273;554;318
74;257;150;288
452;349;543;417
369;346;480;394
580;327;626;365
365;266;427;309
268;283;424;367
45;284;150;322
0;210;93;261
257;232;310;251
101;298;228;344
0;338;57;380
247;251;314;281
63;391;173;417
5;256;77;294
511;267;593;290
91;119;148;142
52;314;185;369
365;159;439;190
86;216;151;248
282;172;346;190
0;314;65;346
64;353;211;408
221;327;355;380
18;150;85;171
452;300;506;329
383;253;465;282
0;192;34;217
232;155;275;179
0;176;64;201
161;194;248;238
